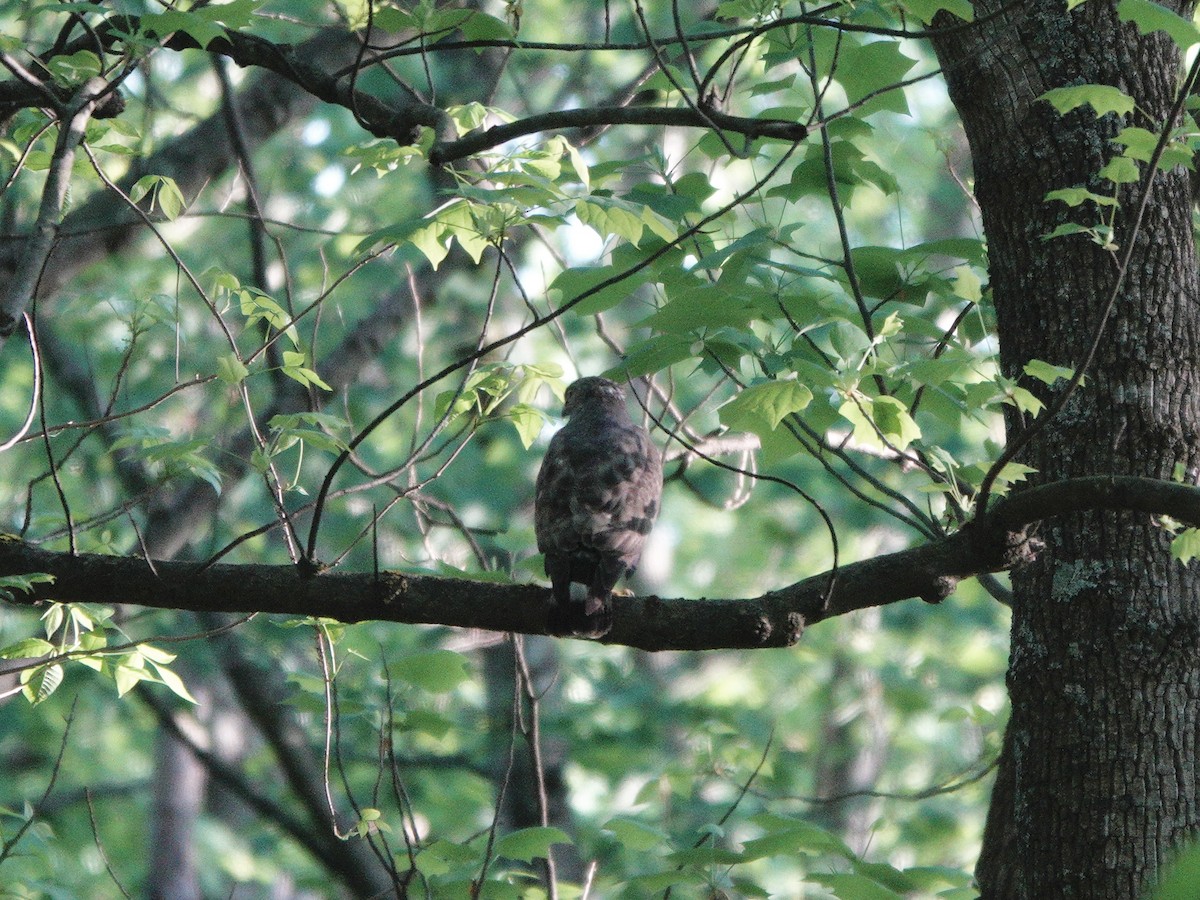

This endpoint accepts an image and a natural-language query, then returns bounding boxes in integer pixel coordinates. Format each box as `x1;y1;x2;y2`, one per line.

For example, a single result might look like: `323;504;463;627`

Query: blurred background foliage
0;0;1010;896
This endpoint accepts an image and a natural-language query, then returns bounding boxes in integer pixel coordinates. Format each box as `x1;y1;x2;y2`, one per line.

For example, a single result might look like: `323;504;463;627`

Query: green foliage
1117;0;1200;48
0;0;1021;896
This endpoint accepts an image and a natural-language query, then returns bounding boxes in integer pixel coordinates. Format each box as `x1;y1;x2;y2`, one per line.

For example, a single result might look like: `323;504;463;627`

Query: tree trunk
933;2;1200;896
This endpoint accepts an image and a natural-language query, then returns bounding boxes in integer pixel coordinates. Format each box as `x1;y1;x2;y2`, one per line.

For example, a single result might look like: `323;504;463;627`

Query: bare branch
429;104;807;166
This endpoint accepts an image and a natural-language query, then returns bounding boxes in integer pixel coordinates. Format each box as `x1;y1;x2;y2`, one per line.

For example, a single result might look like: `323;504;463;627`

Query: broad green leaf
129;175;187;220
1040;85;1135;118
114;657;145;697
494;827;571;862
839;394;922;451
720;381;813;433
603;817;669;851
1112;126;1160;160
154;177;186;220
641;285;756;334
1043;222;1095;241
506;402;545;448
626;869;706;891
741;821;851;861
1112;127;1195;171
1008;385;1045;416
575;199;645;244
217;354;250;385
605;335;694;379
1099;156;1141;183
953;265;983;303
808;872;905;900
0;572;54;600
1024;359;1079;385
549;266;634;316
837;40;918;115
1171;528;1200;564
282;351;333;391
1117;0;1200;48
23;663;63;704
0;637;55;659
897;0;974;23
390;649;471;693
848;246;905;300
1045;187;1118;208
44;50;101;86
149;660;199;704
459;11;515;42
666;846;744;866
410;221;452;269
398;709;455;739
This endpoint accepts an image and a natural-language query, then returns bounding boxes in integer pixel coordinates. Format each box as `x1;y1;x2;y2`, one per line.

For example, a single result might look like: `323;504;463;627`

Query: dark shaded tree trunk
933;2;1200;896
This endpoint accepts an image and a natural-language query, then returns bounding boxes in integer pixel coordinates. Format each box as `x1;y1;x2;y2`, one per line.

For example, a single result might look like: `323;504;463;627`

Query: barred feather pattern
535;377;663;637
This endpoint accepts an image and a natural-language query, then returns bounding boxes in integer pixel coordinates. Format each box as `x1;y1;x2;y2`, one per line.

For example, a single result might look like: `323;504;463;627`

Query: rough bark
933;2;1200;896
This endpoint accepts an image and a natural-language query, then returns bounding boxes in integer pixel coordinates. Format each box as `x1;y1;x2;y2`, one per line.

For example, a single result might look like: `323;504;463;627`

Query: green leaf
217;353;250;385
953;265;983;303
148;659;199;704
848;246;905;300
23;663;63;704
839;394;922;451
0;572;55;601
1045;187;1118;208
897;0;973;23
391;649;472;693
1008;386;1045;416
1109;127;1193;171
1171;528;1200;564
155;177;185;220
129;175;187;220
459;11;515;42
1040;85;1135;118
1111;125;1158;160
1024;359;1079;385
0;637;55;659
575;199;646;244
1117;0;1200;48
626;869;706;891
44;50;101;86
549;265;634;316
281;351;333;391
114;657;145;697
1099;156;1141;184
506;402;545;448
720;380;813;433
139;0;259;49
1043;222;1094;241
603;817;669;851
808;872;906;900
494;827;572;862
641;285;756;333
836;40;918;115
740;820;851;861
606;335;694;380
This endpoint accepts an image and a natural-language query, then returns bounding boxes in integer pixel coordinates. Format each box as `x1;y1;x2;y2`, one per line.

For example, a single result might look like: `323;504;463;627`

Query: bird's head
561;376;627;418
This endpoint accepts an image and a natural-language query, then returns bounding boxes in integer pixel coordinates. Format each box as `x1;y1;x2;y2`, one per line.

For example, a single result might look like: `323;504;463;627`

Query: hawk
535;376;663;638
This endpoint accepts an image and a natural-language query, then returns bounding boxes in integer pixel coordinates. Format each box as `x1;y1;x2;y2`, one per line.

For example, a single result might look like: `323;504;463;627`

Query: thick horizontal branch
4;476;1195;651
0;18;443;145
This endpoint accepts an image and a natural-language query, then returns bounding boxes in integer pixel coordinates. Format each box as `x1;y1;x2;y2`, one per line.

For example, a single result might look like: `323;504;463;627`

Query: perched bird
535;376;663;638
